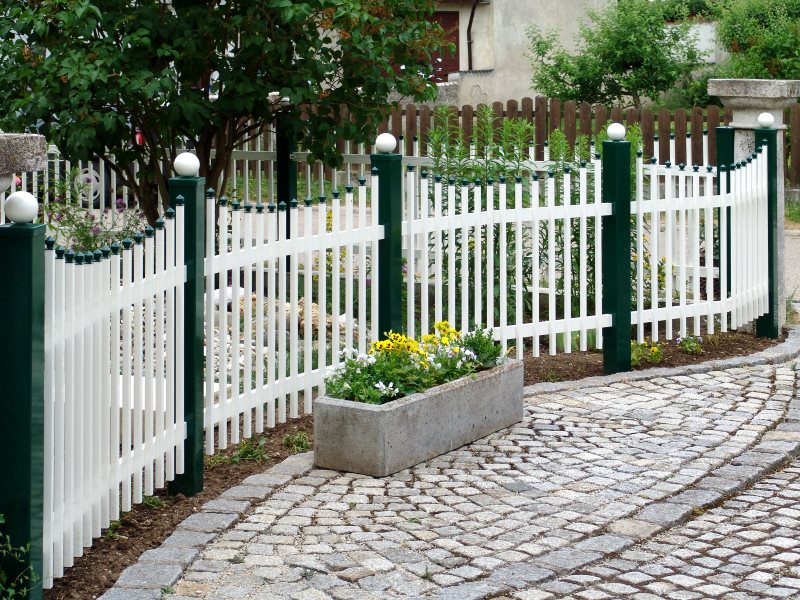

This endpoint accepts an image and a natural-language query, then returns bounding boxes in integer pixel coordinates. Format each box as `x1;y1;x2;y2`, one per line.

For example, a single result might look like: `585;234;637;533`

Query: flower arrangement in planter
314;322;523;477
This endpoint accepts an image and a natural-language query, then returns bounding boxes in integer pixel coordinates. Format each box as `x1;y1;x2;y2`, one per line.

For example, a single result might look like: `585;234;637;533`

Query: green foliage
142;495;165;509
662;0;714;21
45;170;146;252
0;0;446;221
631;340;665;367
461;327;503;368
205;435;270;469
282;432;311;453
527;0;702;108
675;335;704;354
0;514;37;599
714;0;800;80
325;325;502;404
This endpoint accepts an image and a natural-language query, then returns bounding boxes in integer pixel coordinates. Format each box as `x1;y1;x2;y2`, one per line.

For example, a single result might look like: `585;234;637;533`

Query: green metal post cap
461;178;469;186
55;247;65;259
244;204;253;213
93;249;102;262
100;247;111;258
278;201;287;211
268;203;276;213
84;252;93;264
707;165;714;172
45;236;55;250
515;175;523;183
679;163;686;171
636;149;643;158
256;204;265;213
231;200;240;210
165;207;175;219
532;173;539;181
332;190;340;199
122;238;133;250
487;177;494;185
693;165;700;172
133;232;144;244
155;218;165;230
304;198;312;207
358;177;366;186
318;195;326;204
594;153;601;160
650;156;657;164
474;178;482;186
174;194;185;206
406;165;414;172
206;188;216;199
75;252;85;265
65;249;75;263
434;175;442;183
371;167;379;175
218;196;228;207
144;225;155;238
670;133;675;139
345;184;353;193
665;161;672;168
563;166;571;174
420;171;428;179
290;199;298;209
547;171;555;178
580;160;587;168
499;176;507;184
110;242;121;255
448;176;456;185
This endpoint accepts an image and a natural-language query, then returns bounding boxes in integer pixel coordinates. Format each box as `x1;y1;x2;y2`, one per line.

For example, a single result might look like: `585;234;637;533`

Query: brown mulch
43;416;314;600
45;328;783;599
524;329;782;385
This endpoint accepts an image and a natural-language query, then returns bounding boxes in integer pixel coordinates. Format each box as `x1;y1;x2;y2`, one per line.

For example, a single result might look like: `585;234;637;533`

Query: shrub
631;340;665;367
676;335;703;354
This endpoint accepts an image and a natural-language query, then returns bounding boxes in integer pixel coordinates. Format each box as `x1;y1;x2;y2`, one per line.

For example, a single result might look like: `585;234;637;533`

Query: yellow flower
453;346;460;353
650;346;658;353
441;336;449;344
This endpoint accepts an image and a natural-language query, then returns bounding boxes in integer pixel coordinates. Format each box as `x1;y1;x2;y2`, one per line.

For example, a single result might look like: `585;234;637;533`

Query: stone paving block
732;452;787;470
574;535;634;554
434;581;508;600
695;477;744;495
753;439;800;456
160;530;217;548
607;519;663;540
116;563;183;589
670;489;724;508
712;465;764;484
486;563;555;588
220;484;274;500
179;512;239;533
138;547;199;566
637;502;693;527
201;498;251;514
243;472;293;487
535;549;603;572
98;589;163;600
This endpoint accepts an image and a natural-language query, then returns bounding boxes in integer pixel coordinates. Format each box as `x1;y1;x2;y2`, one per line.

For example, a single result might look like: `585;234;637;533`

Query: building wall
436;0;613;106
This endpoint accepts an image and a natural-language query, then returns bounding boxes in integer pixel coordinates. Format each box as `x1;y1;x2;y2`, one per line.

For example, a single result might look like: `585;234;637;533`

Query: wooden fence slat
390;106;403;140
521;97;534;123
641;109;655;160
548;98;561;134
462;104;474;143
564;101;577;149
625;108;639;127
610;107;624;126
506;99;519;119
419;105;431;155
492;101;504;143
535;96;547;160
658;108;671;165
405;104;417;155
707;105;719;166
691;107;704;167
594;105;608;137
579;102;592;140
674;109;687;166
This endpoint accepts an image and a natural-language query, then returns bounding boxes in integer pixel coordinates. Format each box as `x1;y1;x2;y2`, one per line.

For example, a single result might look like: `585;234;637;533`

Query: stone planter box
313;360;524;477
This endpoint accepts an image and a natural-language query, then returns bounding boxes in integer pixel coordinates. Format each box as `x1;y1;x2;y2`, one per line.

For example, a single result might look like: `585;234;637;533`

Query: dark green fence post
756;125;779;338
601;126;632;374
371;134;403;338
0;213;45;600
716;126;734;299
167;173;206;497
276;113;298;243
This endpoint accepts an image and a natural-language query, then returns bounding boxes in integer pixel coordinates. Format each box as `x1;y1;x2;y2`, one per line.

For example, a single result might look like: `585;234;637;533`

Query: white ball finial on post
375;133;397;154
607;122;626;141
757;112;775;128
174;152;200;177
4;191;38;224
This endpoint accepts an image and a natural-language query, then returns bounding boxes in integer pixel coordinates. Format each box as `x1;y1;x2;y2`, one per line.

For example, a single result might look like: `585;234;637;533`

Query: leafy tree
0;0;445;222
714;0;800;80
527;0;702;109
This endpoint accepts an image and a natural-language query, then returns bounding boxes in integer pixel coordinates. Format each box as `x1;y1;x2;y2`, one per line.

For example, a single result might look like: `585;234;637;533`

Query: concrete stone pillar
708;79;800;333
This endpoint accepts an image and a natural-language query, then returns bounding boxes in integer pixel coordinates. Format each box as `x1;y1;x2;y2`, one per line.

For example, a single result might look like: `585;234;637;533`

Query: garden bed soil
45;329;782;599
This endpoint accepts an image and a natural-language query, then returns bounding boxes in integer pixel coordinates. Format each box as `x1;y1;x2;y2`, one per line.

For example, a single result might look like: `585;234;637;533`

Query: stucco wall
437;0;613;106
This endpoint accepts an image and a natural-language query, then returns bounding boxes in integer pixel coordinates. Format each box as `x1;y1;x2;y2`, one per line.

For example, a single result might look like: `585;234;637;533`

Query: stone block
574;534;634;554
486;563;554;588
99;589;163;600
221;485;274;500
116;563;183;589
179;512;238;532
202;498;252;513
139;547;199;566
671;489;723;508
608;519;662;540
314;361;523;477
160;530;217;548
535;549;602;572
243;473;293;487
637;502;693;527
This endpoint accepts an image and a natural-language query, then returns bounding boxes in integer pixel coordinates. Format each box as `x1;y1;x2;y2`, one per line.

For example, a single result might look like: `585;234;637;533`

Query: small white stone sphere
174;152;200;177
4;191;38;224
757;112;775;128
375;132;397;154
607;122;626;141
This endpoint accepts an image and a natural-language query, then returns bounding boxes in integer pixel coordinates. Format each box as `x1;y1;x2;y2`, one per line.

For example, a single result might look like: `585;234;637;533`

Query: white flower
374;381;398;397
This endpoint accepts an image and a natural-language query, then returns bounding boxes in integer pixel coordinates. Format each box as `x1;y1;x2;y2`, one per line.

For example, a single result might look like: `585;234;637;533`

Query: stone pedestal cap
0;133;48;174
708;79;800;129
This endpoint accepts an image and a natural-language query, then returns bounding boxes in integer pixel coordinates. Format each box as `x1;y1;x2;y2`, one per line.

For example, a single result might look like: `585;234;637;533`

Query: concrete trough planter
313;360;524;477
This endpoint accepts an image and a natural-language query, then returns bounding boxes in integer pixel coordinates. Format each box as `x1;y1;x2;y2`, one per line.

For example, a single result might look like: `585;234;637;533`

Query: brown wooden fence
381;98;800;187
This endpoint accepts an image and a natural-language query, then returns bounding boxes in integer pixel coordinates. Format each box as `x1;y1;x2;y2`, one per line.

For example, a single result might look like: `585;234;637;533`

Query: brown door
431;11;459;80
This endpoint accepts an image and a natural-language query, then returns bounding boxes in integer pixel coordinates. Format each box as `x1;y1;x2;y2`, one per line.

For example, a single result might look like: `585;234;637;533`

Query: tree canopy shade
0;0;446;221
526;0;701;109
714;0;800;81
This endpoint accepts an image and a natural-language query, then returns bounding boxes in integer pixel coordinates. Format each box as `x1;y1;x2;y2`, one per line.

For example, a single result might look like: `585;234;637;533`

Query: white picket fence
42;207;186;588
632;150;769;342
202;181;383;453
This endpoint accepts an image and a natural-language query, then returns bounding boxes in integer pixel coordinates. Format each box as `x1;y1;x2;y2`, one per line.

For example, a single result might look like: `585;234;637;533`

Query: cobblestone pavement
100;345;800;600
513;461;800;600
